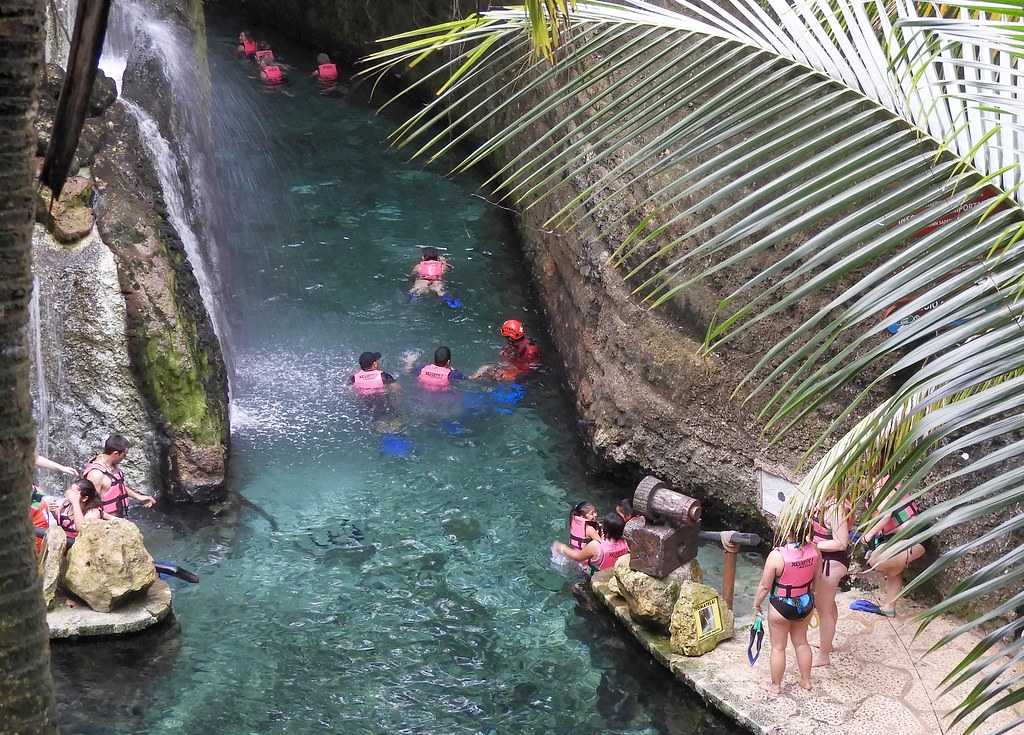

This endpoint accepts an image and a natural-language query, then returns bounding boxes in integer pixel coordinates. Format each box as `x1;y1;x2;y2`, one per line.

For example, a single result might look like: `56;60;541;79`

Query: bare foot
799;679;813;691
759;682;781;695
812;653;831;667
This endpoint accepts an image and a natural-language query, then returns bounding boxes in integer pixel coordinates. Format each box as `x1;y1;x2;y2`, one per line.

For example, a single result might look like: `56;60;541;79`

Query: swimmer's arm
585;525;601;541
753;550;782;612
124;484;157;507
862;513;891;545
552;540;597;563
34;453;79;476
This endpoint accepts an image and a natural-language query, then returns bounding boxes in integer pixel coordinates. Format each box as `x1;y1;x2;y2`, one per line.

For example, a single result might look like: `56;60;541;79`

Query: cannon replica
625;476;703;578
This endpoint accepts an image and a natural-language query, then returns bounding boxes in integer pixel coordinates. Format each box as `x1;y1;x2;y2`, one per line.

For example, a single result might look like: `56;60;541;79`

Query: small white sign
757;468;796;520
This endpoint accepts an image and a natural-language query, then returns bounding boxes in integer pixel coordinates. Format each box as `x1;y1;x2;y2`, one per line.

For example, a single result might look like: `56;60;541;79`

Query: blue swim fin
442;295;461;308
380;433;413;457
747;612;764;665
850;599;894;616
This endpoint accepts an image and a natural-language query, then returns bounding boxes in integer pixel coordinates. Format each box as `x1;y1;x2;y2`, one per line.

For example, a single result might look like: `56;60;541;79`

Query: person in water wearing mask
409;247;453;298
259;54;284;84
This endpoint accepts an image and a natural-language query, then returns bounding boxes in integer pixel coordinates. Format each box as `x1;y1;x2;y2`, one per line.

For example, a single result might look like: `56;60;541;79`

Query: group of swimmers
753;474;925;694
29;434;154;553
551;499;642;574
350;247;543;395
236;31;339;87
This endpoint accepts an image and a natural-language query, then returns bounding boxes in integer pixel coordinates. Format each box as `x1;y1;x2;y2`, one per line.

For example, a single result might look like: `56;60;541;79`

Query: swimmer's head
571;501;597;520
317;53;331;65
601;513;625;541
421;247;439;261
433;346;451;366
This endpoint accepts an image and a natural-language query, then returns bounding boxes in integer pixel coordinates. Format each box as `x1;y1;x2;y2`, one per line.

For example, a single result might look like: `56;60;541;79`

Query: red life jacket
592;538;629;572
254;49;275;62
318;63;338;81
418;259;444;281
84;457;129;518
418;364;451;389
30;503;50;554
242;39;257;55
771;543;816;597
353;369;385;395
263;65;283;83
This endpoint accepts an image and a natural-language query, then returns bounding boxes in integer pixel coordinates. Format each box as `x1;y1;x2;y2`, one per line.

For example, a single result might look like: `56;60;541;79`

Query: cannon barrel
632;476;702;526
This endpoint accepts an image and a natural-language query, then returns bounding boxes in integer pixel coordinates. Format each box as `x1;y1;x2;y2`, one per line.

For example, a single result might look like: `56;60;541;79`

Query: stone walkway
592;571;1024;735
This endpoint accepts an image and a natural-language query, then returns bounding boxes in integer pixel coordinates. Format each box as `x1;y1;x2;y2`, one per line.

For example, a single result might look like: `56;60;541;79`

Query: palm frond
363;1;1024;729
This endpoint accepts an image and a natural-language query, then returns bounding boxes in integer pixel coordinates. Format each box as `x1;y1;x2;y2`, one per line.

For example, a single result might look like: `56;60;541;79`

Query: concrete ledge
591;570;1024;735
47;579;172;639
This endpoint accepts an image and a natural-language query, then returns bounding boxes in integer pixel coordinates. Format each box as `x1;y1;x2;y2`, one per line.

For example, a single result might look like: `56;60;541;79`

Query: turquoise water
49;22;748;735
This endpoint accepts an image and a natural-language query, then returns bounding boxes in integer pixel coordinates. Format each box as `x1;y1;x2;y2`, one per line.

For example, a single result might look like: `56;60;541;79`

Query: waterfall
28;279;51;458
103;0;234;386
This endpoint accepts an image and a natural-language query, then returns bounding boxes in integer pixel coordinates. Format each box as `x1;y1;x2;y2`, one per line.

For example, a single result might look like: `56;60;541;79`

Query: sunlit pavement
592;571;1024;735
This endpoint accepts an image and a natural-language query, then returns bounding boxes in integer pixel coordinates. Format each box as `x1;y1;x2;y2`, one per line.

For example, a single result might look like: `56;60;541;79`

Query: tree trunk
0;0;60;732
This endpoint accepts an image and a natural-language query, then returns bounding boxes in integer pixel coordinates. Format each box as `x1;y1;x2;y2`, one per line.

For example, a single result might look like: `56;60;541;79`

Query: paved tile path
592;572;1024;735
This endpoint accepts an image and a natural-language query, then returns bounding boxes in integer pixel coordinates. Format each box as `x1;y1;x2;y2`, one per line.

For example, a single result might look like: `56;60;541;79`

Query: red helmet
501;319;524;340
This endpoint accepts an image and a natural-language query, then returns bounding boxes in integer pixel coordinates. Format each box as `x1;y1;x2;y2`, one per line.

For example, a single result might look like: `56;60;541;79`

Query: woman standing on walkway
809;500;852;666
752;531;821;694
860;478;925;616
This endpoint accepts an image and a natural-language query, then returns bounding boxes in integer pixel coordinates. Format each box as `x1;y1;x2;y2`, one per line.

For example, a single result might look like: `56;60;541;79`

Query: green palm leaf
364;1;1024;729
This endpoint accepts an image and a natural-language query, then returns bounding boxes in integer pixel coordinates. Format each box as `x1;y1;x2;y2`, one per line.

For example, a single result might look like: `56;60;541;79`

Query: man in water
350;351;397;395
471;319;541;380
409;346;467;389
83;434;156;518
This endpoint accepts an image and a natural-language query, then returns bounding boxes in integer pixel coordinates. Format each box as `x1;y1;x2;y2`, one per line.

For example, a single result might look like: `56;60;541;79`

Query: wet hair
104;434;129;455
601;513;626;541
421;247;439;261
570;501;596;520
433;346;451;366
256;40;271;51
616;498;638;520
316;53;330;65
72;478;100;508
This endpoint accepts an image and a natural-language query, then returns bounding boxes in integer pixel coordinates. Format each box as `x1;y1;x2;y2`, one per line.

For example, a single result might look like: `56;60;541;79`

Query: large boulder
62;517;157;612
41;525;68;611
611;557;703;634
669;581;735;656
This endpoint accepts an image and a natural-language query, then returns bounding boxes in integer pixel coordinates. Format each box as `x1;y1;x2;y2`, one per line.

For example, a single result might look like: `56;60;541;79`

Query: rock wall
33;57;229;502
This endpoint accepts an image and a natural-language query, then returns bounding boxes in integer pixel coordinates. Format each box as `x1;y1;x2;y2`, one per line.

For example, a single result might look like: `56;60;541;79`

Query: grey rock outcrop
41;525;68;610
62;517;157;612
611;557;703;634
669;581;735;656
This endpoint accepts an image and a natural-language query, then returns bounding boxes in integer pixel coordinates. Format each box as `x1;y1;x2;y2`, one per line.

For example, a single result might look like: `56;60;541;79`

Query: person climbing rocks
83;434;156;518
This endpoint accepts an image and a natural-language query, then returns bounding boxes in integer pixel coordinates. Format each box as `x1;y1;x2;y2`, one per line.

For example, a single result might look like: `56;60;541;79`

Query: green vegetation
364;2;1024;731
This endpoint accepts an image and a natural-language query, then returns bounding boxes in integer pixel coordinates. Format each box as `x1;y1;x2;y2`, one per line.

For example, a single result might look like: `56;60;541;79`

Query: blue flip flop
850;599;895;616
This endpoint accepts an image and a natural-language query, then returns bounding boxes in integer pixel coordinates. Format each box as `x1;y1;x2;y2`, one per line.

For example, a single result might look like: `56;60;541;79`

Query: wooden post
722;548;738;610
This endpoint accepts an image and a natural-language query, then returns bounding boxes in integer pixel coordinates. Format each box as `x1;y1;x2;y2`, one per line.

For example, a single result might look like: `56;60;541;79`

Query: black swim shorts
770;593;815;621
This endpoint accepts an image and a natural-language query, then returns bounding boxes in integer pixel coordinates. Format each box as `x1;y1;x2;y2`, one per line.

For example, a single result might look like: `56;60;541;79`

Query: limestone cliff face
33;57;229;503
